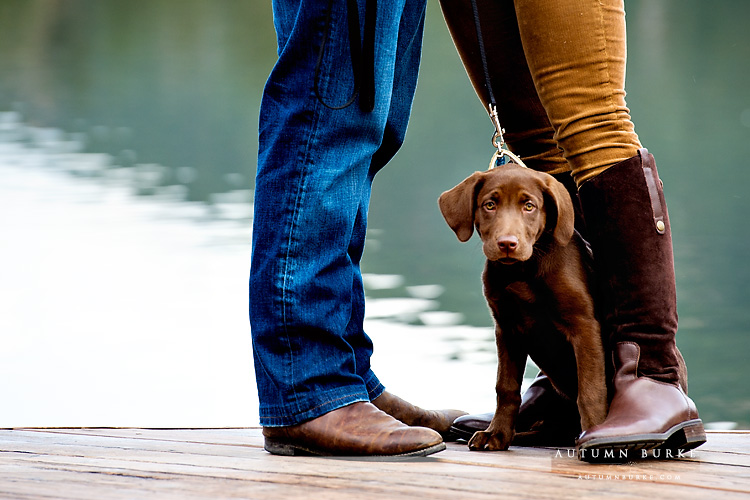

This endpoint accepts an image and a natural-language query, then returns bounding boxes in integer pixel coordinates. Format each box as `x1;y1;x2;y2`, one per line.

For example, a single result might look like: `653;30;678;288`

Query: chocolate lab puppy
439;164;608;451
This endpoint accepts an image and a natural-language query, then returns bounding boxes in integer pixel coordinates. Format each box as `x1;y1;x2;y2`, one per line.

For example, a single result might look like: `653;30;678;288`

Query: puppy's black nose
497;236;519;253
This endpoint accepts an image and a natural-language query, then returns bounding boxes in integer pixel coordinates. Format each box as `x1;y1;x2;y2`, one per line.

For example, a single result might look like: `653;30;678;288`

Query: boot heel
663;419;706;451
680;420;707;448
264;439;300;456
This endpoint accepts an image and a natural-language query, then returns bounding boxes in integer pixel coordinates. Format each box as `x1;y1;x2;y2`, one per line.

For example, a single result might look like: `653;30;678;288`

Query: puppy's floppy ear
438;171;485;242
541;173;575;246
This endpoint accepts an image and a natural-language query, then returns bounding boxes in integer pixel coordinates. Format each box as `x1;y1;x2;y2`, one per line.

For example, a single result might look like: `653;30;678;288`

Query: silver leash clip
488;104;528;170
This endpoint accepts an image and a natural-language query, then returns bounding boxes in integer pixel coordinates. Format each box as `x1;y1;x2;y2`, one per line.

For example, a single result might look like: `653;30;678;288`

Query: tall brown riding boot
263;402;445;457
576;149;706;461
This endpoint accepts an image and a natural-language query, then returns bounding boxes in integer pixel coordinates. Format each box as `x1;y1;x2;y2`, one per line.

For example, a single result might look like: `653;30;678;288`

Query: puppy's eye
483;200;496;211
523;201;535;212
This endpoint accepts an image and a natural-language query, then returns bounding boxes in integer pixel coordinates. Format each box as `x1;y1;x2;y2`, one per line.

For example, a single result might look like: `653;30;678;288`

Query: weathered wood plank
1;429;748;499
0;452;732;500
25;428;264;447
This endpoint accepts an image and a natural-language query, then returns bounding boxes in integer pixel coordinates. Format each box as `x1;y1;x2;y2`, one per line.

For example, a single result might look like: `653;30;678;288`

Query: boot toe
371;391;467;438
450;412;494;440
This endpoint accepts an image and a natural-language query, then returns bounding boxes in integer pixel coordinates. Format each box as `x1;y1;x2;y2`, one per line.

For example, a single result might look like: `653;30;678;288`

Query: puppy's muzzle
494;235;521;263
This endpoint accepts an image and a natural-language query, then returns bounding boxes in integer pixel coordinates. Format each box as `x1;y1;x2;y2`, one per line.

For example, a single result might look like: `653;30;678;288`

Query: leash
469;0;528;170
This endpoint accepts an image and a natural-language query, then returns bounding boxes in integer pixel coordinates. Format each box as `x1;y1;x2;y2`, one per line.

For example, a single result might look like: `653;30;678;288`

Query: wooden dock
1;428;748;499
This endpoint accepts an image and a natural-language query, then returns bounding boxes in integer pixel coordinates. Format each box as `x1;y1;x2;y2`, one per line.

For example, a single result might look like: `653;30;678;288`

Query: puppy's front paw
468;430;511;451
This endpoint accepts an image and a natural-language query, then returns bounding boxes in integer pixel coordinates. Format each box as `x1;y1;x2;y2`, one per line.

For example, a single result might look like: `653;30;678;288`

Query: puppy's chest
501;281;537;303
484;277;552;324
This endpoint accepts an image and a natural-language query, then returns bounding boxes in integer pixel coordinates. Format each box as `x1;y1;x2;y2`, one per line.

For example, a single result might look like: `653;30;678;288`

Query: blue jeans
250;0;427;427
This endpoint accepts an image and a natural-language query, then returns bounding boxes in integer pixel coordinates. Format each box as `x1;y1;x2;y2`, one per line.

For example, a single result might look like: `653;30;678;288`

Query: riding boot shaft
576;150;705;460
578;149;680;384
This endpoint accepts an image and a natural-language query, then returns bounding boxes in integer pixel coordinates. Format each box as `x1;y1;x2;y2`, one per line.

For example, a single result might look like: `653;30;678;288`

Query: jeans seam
277;1;366;414
298;392;364;415
279;103;324;415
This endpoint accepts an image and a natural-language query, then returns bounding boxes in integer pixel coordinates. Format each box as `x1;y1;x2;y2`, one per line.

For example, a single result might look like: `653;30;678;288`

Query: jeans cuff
259;386;369;427
364;369;385;401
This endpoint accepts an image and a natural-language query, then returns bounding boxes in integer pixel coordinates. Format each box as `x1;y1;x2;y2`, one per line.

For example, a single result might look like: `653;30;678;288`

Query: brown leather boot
262;402;445;457
371;391;467;440
450;373;582;446
577;343;704;461
576;149;706;461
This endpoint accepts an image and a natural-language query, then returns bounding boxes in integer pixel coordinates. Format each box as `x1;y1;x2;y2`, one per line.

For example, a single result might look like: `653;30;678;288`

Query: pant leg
512;0;641;185
353;0;428;400
251;0;427;427
439;0;566;174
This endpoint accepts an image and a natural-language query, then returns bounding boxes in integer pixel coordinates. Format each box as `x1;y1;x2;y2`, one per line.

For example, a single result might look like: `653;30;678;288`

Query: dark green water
1;0;748;427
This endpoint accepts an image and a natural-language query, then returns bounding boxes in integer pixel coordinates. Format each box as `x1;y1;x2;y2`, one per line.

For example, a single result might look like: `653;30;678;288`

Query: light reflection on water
0;114;502;426
0;123;258;427
0;113;741;430
1;0;749;429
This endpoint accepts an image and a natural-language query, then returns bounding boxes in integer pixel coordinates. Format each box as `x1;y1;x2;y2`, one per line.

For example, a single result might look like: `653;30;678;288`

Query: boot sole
576;419;706;463
448;424;476;441
264;439;446;459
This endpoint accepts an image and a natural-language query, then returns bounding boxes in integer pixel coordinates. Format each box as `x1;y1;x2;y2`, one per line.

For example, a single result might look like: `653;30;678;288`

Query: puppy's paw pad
468;431;510;451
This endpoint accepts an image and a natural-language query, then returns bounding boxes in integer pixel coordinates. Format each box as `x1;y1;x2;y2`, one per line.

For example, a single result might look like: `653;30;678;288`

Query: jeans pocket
313;0;361;110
